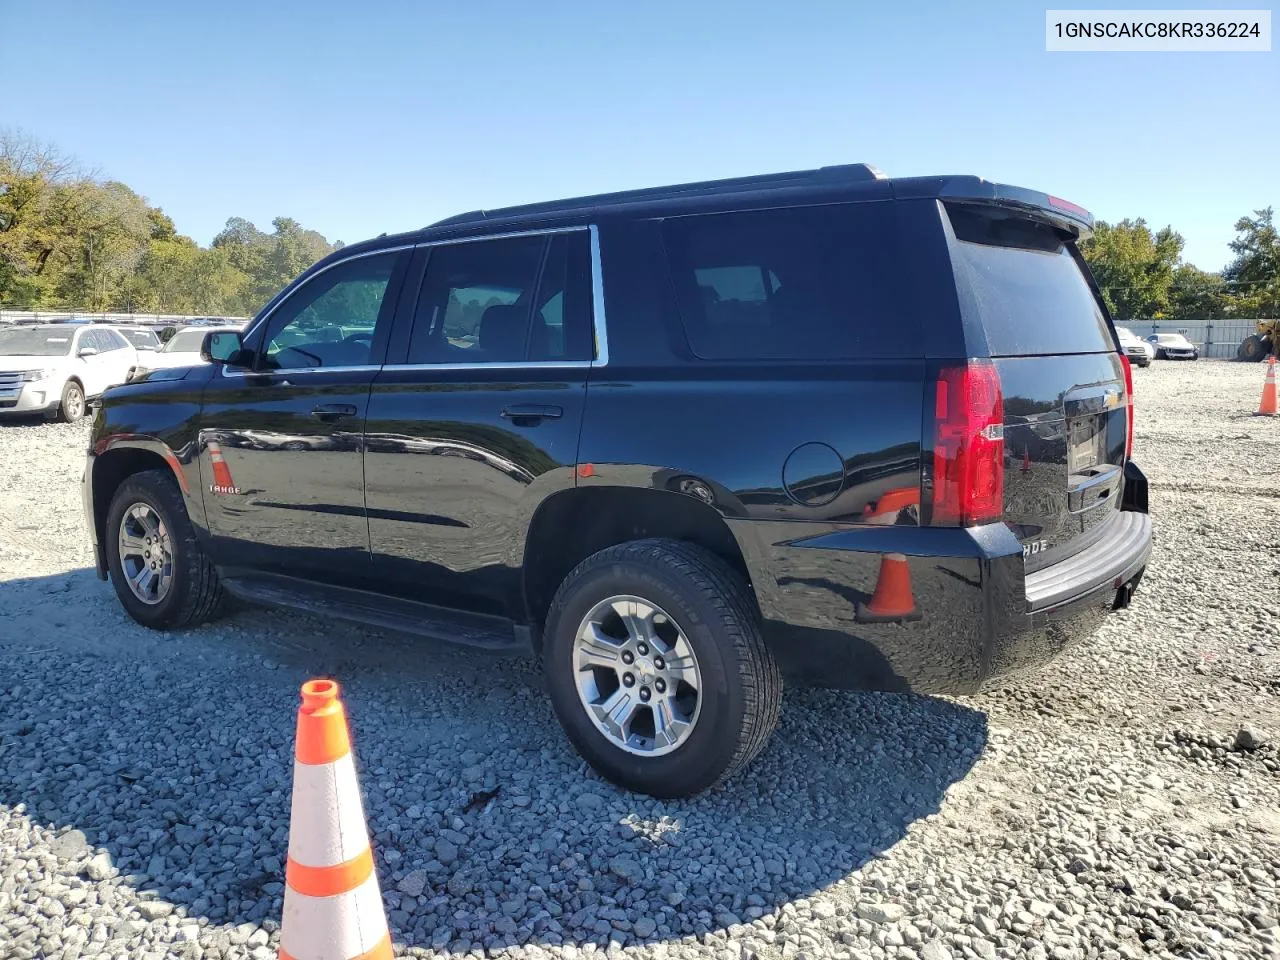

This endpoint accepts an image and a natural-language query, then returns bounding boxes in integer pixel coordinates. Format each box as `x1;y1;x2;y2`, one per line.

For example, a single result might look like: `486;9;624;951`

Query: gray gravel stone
1;367;1279;960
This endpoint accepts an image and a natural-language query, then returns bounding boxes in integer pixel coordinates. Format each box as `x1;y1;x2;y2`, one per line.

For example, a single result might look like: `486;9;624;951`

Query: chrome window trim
219;364;381;378
224;223;614;378
588;224;610;368
412;225;586;247
377;361;594;373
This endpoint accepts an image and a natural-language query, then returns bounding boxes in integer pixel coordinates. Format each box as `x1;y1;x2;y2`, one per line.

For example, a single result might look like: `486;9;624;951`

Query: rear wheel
57;381;85;422
542;539;781;798
105;469;225;630
1240;335;1268;362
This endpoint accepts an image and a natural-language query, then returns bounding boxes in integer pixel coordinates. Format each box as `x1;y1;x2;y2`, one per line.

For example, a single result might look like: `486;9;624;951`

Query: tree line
3;130;1277;323
0;131;341;317
1079;210;1279;324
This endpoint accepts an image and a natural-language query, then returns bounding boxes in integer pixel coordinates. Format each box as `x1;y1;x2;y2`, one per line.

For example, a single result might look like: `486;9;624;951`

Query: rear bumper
736;463;1152;694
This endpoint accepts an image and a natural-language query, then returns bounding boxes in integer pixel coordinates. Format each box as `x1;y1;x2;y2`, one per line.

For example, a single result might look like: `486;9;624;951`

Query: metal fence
1116;319;1271;359
0;310;249;328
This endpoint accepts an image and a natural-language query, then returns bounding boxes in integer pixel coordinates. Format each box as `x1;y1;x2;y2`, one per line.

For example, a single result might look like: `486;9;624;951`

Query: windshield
123;329;159;348
163;329;211;353
1115;326;1134;339
0;328;75;357
1156;334;1185;344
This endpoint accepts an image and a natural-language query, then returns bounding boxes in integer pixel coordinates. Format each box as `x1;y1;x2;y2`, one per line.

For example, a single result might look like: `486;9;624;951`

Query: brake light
932;360;1004;526
1120;353;1134;460
1048;195;1090;218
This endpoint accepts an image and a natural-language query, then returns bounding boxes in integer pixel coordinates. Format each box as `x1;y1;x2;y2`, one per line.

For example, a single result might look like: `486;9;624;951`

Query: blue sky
3;1;1275;269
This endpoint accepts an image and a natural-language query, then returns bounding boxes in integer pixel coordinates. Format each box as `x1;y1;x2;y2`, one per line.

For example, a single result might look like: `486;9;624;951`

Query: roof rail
428;163;887;229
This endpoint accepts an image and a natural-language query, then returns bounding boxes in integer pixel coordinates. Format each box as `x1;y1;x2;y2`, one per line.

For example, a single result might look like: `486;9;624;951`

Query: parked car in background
0;324;138;421
129;324;242;380
1115;326;1154;367
1147;333;1198;360
117;327;162;353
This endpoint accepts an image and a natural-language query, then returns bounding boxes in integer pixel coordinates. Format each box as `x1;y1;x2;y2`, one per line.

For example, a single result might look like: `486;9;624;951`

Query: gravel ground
1;359;1278;960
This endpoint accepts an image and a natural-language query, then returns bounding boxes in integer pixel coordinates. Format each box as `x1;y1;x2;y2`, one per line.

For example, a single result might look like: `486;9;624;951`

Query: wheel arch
90;438;198;576
520;485;756;652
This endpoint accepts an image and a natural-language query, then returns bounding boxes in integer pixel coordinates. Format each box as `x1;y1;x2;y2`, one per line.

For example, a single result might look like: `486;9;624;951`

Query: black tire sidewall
544;554;752;797
104;472;198;629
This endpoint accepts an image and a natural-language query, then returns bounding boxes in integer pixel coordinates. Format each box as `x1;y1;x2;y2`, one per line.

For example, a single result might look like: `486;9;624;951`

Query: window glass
662;203;911;360
407;236;545;364
945;203;1112;357
100;330;127;351
259;253;398;369
0;328;74;357
165;329;212;353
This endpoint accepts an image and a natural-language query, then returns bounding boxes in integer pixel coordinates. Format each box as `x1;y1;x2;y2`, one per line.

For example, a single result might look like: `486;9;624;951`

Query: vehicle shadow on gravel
0;569;987;952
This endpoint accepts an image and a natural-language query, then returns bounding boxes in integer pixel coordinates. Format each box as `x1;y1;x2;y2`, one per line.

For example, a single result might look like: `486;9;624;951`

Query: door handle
500;404;563;424
311;403;358;421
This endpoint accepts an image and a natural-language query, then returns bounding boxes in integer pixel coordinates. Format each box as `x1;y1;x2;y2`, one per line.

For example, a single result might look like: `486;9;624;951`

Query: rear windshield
662;202;916;360
944;203;1113;357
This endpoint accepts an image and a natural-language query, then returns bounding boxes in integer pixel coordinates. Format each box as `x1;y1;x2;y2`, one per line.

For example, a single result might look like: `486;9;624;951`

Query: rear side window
662;202;914;361
406;231;593;364
944;203;1113;357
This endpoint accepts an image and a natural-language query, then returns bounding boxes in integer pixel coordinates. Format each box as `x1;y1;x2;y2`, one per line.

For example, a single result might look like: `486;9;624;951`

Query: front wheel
57;381;85;422
104;469;225;630
542;539;782;798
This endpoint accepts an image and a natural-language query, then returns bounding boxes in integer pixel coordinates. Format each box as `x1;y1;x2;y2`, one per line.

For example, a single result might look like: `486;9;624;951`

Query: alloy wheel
572;595;703;756
117;503;175;605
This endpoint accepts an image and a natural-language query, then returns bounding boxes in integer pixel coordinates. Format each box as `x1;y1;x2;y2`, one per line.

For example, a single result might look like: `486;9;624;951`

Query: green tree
1168;264;1228;322
1224;207;1280;317
1079;219;1184;322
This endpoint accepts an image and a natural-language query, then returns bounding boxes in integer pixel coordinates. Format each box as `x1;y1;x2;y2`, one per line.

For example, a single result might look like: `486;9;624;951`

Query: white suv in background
1115;326;1155;367
129;324;243;380
0;324;138;422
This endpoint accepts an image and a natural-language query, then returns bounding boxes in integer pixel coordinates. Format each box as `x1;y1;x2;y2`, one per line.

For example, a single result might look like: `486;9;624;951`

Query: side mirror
78;346;99;358
202;330;244;364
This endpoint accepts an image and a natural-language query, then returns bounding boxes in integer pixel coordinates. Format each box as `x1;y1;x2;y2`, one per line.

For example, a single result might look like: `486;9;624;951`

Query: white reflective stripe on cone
280;872;388;960
288;754;371;868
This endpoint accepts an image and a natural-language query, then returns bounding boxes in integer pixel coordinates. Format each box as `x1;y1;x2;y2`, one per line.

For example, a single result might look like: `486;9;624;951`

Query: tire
1240;335;1267;362
104;468;225;630
57;380;85;422
542;538;782;798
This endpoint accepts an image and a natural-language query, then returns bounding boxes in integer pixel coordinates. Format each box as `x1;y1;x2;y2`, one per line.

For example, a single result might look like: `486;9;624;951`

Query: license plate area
1067;416;1103;474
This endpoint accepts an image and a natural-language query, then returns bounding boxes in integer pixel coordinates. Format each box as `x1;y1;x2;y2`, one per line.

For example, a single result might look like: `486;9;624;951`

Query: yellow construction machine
1237;320;1280;361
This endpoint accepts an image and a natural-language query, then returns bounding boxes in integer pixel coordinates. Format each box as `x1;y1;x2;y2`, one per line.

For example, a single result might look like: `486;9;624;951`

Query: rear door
942;202;1127;571
96;328;137;387
363;229;593;617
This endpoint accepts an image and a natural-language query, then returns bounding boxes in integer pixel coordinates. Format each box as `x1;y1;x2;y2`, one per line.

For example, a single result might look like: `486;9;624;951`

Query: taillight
1120;353;1134;460
932;360;1004;526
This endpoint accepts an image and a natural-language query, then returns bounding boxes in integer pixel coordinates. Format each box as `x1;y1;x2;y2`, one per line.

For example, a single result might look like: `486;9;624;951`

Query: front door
364;229;594;617
198;249;409;581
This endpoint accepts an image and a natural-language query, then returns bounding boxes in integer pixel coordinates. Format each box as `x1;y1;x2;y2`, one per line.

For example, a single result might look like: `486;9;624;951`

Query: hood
0;355;67;373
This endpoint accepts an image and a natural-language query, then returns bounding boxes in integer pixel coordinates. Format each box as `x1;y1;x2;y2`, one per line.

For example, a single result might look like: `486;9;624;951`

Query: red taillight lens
1120;353;1134;461
932;360;1004;526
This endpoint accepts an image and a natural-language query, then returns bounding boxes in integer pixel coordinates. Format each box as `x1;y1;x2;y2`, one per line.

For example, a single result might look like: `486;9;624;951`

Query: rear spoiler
891;176;1095;240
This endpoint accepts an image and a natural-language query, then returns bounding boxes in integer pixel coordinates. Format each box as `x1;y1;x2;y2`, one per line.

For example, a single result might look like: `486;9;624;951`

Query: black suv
84;164;1152;797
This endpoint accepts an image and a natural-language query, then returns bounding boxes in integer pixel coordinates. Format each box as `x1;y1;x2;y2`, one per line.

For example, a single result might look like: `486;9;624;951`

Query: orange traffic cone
279;680;392;960
1257;357;1278;416
856;552;922;623
1021;447;1032;473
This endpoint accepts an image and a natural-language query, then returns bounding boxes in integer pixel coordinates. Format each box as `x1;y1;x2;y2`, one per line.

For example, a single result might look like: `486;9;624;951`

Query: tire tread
547;537;781;794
